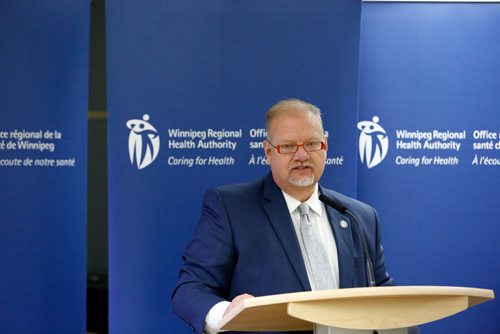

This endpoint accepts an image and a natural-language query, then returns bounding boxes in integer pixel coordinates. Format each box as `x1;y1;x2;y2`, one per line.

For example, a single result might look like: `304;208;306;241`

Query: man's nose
293;145;310;160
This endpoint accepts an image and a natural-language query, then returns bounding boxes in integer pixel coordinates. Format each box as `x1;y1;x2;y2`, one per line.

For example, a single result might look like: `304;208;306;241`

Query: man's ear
263;140;272;161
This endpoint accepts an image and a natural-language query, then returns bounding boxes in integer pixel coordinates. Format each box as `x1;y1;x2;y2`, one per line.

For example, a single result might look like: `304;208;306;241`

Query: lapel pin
339;219;349;229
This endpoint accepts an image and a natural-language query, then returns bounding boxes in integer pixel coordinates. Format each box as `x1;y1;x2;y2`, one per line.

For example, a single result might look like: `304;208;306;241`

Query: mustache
289;162;312;170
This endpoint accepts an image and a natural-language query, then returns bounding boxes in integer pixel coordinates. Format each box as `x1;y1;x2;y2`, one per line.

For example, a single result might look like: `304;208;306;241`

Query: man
172;99;394;334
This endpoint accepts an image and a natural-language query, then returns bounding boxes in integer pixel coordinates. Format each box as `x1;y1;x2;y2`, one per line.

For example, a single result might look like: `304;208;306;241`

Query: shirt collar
282;184;323;216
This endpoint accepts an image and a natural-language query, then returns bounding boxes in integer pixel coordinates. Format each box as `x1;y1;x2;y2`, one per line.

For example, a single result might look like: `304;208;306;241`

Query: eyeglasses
266;140;326;154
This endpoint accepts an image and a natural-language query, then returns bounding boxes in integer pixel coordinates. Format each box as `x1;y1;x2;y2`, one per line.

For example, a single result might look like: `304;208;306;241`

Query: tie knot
298;203;309;216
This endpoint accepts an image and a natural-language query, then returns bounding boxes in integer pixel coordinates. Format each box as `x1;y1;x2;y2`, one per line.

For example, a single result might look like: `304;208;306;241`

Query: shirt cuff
204;301;230;334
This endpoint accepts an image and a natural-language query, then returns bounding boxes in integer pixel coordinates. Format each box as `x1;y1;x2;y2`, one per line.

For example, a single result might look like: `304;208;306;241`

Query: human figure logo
357;116;388;169
126;114;160;170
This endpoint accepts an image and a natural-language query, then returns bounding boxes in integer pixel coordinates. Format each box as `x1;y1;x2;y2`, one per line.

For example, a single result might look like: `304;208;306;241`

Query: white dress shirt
282;185;339;291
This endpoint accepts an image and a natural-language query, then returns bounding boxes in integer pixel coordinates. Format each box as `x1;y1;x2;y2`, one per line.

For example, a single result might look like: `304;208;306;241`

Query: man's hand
223;293;254;317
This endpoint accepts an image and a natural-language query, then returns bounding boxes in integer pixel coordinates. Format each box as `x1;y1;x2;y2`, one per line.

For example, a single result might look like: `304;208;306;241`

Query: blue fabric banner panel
0;1;90;333
358;3;500;333
107;1;362;332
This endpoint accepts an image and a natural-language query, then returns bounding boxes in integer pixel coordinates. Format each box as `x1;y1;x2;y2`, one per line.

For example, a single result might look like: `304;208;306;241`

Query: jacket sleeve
372;207;395;287
172;189;235;333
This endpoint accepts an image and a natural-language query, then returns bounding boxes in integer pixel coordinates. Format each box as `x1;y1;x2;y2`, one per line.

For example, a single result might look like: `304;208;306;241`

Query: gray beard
289;175;315;187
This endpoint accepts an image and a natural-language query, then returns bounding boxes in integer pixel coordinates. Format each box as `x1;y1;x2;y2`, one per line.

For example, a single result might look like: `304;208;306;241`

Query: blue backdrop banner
0;1;89;333
358;3;500;333
107;1;498;333
107;1;362;332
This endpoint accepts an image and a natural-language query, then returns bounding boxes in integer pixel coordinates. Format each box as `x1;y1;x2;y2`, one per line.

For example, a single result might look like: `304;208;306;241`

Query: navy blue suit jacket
172;173;394;333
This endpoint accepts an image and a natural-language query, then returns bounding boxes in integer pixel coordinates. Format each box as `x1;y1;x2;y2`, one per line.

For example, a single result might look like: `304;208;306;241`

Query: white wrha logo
126;114;160;170
357;116;389;169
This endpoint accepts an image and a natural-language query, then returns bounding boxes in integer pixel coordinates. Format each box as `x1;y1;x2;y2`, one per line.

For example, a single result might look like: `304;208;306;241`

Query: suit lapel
259;176;356;290
261;174;311;291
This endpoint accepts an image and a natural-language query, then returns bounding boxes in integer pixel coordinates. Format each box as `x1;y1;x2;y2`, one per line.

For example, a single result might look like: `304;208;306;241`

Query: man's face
264;111;327;199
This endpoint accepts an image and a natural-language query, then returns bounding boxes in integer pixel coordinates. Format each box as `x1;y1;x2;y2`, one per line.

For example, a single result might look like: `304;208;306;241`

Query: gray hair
265;99;324;138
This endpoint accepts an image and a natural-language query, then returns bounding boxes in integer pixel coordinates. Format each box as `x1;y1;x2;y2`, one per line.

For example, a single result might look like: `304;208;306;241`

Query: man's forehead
268;112;323;134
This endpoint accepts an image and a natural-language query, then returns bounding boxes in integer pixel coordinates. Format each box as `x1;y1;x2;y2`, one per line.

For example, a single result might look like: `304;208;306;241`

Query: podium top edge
242;286;495;308
218;285;494;330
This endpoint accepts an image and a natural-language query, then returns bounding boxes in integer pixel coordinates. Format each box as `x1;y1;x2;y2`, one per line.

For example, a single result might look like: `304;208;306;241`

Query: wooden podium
218;286;494;333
